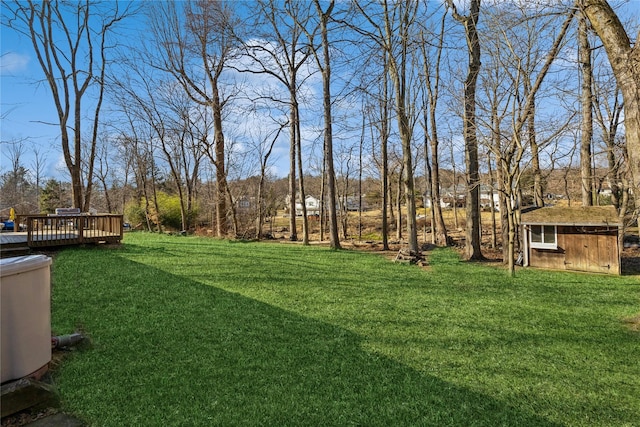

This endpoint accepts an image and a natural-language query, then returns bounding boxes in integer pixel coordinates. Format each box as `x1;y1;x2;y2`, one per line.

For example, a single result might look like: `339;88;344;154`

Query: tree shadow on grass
52;251;562;427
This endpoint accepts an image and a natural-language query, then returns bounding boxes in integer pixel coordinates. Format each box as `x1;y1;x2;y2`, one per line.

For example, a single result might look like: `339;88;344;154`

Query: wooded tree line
2;0;639;272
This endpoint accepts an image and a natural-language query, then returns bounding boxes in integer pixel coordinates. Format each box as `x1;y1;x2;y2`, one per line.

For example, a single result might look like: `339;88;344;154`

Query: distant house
344;196;368;211
479;185;500;211
423;191;451;209
298;196;320;216
425;186;466;209
284;195;320;216
521;206;621;275
429;185;498;210
423;197;452;209
442;184;466;207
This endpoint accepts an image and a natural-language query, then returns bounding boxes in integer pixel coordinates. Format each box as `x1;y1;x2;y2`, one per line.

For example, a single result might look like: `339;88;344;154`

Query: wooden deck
1;214;123;251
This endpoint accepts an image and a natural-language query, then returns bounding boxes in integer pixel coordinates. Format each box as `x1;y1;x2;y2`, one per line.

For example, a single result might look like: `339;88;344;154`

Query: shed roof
521;206;621;226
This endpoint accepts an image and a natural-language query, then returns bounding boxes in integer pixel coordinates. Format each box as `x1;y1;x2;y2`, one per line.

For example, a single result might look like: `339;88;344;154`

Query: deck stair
0;234;31;258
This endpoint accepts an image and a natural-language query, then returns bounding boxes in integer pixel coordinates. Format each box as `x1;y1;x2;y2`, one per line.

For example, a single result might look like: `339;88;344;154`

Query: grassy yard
50;233;639;426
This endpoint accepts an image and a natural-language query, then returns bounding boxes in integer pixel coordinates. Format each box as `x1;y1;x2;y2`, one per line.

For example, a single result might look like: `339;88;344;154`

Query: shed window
530;225;557;249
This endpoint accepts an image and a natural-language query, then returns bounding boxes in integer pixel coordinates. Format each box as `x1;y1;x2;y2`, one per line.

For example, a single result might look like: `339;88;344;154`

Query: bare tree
94;131;114;213
112;98;162;232
162;92;206;232
250;115;288;239
486;150;497;249
3;1;132;211
112;41;206;232
239;0;316;244
2;141;26;206
479;56;510;260
292;0;342;247
579;11;594;206
364;72;392;250
312;0;341;249
593;72;626;212
336;145;354;240
0;139;36;211
30;146;48;212
592;50;629;245
355;0;421;254
447;0;484;260
418;10;449;246
491;6;577;275
478;2;578;267
147;0;239;237
580;0;640;222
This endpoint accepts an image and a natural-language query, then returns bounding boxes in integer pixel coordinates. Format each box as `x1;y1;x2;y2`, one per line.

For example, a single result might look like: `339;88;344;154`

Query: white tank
1;255;52;383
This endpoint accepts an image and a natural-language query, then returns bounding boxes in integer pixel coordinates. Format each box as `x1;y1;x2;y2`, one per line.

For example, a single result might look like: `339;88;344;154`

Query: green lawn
50;233;639;426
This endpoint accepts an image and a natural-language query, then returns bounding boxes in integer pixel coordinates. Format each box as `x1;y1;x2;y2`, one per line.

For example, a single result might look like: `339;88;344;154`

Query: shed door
564;229;589;271
563;227;617;273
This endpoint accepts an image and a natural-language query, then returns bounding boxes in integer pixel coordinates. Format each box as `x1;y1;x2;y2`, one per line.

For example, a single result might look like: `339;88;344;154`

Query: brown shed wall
528;226;620;275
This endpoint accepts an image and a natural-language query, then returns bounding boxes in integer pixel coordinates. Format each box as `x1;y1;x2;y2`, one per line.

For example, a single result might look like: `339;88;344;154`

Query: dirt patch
622;314;640;333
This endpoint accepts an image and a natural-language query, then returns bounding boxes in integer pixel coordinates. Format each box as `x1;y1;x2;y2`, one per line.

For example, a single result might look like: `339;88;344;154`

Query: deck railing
25;214;124;247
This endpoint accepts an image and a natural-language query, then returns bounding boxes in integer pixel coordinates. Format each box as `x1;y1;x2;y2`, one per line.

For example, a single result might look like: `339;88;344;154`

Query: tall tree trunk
497;166;510;262
288;104;298;241
388;172;395;230
527;91;544;207
450;142;460;230
396;166;403;241
381;126;389;250
421;12;449;247
243;0;312;241
503;6;576;275
487;152;497;249
449;0;484;260
429;122;448;246
212;85;228;237
320;157;326;242
295;101;309;245
399;127;418;252
380;56;390;251
423;120;435;244
579;12;594;207
384;0;419;254
358;109;364;242
314;0;340;249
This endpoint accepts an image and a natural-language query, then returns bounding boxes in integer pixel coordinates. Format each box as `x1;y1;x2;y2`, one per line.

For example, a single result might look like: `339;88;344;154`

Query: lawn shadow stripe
51;248;562;427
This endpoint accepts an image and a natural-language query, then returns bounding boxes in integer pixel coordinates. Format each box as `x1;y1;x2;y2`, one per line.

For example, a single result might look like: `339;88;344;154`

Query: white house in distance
423;194;451;209
285;195;321;216
479;185;500;211
423;185;500;211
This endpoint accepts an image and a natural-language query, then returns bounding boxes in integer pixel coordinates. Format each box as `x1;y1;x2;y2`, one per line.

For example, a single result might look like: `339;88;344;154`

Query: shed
521;206;621;275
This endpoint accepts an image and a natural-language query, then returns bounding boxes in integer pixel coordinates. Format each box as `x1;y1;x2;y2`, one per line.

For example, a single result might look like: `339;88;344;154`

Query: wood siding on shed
528;226;620;275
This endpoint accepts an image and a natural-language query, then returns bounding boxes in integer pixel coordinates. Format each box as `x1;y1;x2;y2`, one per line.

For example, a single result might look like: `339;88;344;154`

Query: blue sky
1;0;639;183
0;1;324;181
1;23;65;178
